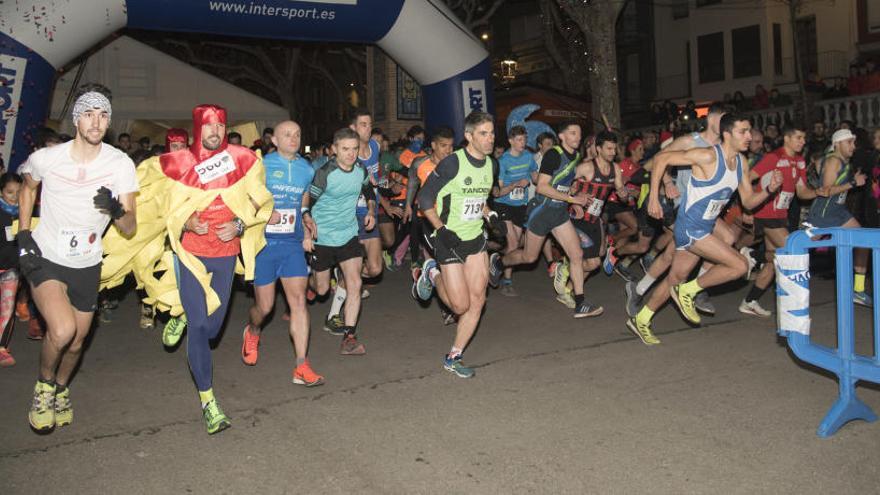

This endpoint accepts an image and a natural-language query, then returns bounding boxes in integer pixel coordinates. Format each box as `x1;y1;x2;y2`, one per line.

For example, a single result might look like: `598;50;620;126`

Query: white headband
72;92;112;124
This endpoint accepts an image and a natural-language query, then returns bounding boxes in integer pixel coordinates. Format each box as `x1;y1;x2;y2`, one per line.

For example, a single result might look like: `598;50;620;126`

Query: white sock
428;266;440;285
636;274;656;295
699;265;709;277
329;287;347;318
448;346;463;359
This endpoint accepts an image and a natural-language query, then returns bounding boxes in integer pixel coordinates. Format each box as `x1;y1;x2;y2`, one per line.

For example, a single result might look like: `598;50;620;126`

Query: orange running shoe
241;325;260;366
292;359;324;387
16;301;30;322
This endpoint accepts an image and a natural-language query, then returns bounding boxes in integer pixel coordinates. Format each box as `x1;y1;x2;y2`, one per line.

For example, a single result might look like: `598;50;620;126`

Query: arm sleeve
309;163;330;204
539;149;561;176
418;155;459;211
406;157;423;207
361;168;377;205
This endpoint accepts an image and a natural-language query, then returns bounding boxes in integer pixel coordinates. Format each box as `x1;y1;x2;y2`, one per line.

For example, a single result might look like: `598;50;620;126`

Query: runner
739;125;827;317
493;125;538;296
627;113;783;344
489;120;593;317
18;90;138;432
412;111;505;378
604;137;649;280
805;128;871;306
304;127;374;356
240;120;323;386
381;126;426;269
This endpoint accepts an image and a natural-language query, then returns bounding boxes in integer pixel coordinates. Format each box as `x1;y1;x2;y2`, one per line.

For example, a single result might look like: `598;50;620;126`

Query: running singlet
570;160;615;224
678;144;742;229
263;151;314;241
674;132;713;207
310;159;371;247
752;148;806;220
22;141;138;268
810;155;852;218
356;139;382;215
496;149;538;207
537;146;581;207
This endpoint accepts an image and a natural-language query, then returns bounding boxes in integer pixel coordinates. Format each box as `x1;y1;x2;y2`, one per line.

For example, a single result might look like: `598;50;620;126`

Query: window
672;0;688;19
732;25;761;78
773;23;783;76
697;0;721;6
697;32;725;83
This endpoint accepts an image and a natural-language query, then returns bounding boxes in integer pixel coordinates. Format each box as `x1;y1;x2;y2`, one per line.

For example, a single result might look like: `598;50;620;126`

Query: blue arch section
0;0;493;169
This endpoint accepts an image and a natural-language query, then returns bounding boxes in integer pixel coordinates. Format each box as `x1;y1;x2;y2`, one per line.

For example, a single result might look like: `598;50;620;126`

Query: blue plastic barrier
776;227;880;437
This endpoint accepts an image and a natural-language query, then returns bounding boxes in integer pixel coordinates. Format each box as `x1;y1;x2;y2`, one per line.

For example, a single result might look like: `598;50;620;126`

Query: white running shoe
739;299;772;318
740;247;757;280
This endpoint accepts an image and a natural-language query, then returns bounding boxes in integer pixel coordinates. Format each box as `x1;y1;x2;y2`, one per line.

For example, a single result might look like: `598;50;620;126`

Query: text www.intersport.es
207;1;337;20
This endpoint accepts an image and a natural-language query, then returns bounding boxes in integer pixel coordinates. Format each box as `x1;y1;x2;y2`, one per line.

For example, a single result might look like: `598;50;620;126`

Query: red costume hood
165;128;188;151
190;104;228;162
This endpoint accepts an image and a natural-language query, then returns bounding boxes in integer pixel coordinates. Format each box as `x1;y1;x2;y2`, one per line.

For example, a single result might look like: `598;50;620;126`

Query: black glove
15;230;42;278
487;212;508;238
93;186;125;220
436;226;462;249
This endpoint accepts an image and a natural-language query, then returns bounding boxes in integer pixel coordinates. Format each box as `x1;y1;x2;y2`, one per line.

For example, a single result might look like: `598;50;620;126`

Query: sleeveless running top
570;159;615;223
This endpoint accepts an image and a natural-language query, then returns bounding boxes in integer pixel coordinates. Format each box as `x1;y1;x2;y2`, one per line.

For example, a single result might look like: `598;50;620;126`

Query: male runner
304;128;374;356
489;121;592;317
805;129;871;306
628;113;783;344
493;125;538;296
241;120;323;386
413;111;505;378
381;126;426;268
19;90;138;432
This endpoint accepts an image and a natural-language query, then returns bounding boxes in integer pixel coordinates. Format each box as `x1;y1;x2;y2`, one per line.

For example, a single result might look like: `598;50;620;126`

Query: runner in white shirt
18;89;138;432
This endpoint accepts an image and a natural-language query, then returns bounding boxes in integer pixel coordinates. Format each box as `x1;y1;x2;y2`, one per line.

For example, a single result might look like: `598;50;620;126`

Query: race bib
4;226;12;242
587;198;604;217
837;191;848;205
509;187;525;201
460;197;484;221
556;185;570;194
702;199;727;220
194;151;236;184
57;227;100;260
265;209;297;234
775;191;794;210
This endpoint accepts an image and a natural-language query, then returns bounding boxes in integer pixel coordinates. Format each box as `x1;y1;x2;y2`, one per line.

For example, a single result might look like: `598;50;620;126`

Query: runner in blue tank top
242;120;324;386
627;113;783;345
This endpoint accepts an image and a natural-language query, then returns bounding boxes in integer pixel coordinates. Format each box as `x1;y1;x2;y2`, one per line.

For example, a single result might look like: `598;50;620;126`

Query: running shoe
440;306;457;326
241;325;260;366
26;317;43;340
307;288;316;302
614;264;636;282
602;247;618;276
694;291;716;315
324;314;345;335
411;263;422;282
443;355;475;378
500;280;518;297
740;247;757;280
0;347;15;367
414;259;437;301
162;315;187;347
383;250;394;271
738;299;772;318
139;304;154;330
16;301;30;322
670;284;701;325
626;317;661;345
552;258;570;295
292;360;325;387
556;290;576;309
488;252;504;288
29;381;55;431
54;387;73;427
624;281;643;318
361;288;371;299
546;263;555;278
340;332;366;355
574;301;604;318
854;291;874;308
202;399;231;435
639;253;655;274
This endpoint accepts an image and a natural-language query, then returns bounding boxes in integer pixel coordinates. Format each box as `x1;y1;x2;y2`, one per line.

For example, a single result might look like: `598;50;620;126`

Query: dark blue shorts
254;239;309;286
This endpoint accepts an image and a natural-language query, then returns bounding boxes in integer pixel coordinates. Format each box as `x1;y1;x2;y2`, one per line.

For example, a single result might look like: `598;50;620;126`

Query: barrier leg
817;375;878;438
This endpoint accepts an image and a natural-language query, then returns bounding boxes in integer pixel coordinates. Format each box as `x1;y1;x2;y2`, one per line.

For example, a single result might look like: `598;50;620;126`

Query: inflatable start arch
0;0;493;168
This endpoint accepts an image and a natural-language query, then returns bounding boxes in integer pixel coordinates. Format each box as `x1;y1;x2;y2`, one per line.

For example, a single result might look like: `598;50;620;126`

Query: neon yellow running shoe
54;387;73;427
162;315;187;347
552;259;570;295
670;284;701;325
28;381;55;431
626;317;661;345
556;288;576;309
202;399;231;435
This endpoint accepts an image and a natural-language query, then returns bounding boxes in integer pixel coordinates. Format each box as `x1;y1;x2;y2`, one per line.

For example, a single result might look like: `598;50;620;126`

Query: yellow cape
100;155;273;316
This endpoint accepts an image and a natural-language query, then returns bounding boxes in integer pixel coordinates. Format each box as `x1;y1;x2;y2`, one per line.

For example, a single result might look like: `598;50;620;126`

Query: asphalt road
1;264;878;494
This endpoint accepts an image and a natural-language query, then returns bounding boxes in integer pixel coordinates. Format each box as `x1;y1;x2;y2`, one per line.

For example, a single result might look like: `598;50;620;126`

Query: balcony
817;92;880;129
